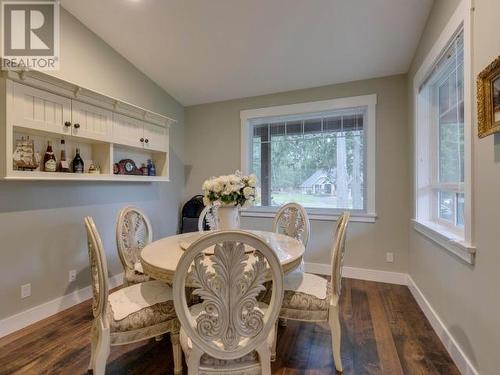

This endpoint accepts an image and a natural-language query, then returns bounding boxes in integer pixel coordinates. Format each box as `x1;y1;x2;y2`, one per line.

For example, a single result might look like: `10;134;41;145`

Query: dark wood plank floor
0;279;460;375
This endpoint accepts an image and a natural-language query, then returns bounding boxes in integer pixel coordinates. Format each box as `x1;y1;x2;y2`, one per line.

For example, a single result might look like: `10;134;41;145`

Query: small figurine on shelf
147;159;156;176
88;163;100;174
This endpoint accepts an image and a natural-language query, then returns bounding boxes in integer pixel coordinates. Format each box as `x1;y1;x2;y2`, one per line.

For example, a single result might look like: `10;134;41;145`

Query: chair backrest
272;202;310;247
180;195;206;233
84;216;109;320
116;206;153;270
330;212;350;300
173;230;284;361
197;205;219;231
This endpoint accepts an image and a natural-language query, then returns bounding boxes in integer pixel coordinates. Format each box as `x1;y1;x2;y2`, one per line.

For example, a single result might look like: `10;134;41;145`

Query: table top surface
140;230;304;282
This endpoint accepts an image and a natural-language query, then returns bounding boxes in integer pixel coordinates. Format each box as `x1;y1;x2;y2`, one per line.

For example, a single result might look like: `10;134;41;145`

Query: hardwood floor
0;279;460;375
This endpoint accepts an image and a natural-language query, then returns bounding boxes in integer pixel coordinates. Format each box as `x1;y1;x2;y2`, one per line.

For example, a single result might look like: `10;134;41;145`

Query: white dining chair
272;202;311;328
85;217;182;375
272;212;350;372
197;205;218;231
116;206;152;286
173;230;284;375
272;202;310;247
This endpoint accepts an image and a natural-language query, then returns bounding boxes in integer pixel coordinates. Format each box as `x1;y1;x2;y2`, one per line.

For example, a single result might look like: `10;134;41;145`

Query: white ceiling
61;0;433;106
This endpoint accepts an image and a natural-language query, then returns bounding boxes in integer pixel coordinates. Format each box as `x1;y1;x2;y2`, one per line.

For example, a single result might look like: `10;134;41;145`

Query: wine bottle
43;140;57;172
72;148;84;173
58;140;70;172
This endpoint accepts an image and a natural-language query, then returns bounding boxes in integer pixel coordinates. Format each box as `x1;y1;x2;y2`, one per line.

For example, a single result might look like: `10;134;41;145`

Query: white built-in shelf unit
0;69;177;182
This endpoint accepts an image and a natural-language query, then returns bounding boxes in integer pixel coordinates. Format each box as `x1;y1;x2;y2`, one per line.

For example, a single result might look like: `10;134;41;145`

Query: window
418;30;465;232
241;95;376;220
413;6;475;264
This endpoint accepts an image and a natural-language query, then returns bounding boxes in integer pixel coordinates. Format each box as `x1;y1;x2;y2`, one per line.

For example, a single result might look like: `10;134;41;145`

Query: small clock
114;159;142;175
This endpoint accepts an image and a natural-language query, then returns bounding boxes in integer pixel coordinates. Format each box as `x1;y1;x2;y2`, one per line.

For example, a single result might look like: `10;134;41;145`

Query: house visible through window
248;108;367;211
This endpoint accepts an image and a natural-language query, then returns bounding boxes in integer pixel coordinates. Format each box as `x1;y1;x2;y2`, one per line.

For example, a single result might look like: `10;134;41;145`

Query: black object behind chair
179;195;205;233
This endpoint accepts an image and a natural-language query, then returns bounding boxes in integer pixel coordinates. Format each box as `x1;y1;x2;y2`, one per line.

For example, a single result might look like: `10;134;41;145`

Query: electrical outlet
69;269;77;282
21;283;31;299
386;252;394;263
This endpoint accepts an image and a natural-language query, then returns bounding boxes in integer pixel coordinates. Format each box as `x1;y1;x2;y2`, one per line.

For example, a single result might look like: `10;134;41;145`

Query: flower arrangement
202;171;257;208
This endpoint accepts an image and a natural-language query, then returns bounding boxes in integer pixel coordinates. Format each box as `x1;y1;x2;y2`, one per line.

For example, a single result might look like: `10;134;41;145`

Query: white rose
242;197;254;208
203;196;211;206
213;181;223;193
243;186;254;198
202;180;210;191
230;175;240;184
248;174;257;187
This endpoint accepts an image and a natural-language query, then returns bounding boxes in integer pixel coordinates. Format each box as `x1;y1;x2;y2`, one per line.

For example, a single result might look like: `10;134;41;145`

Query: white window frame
240;94;377;223
413;0;475;264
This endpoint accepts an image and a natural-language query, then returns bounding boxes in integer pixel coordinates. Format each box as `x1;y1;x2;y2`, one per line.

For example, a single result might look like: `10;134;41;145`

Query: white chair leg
257;342;272;375
329;304;343;372
171;331;183;375
88;324;97;371
271;320;278;362
90;321;110;375
187;347;202;375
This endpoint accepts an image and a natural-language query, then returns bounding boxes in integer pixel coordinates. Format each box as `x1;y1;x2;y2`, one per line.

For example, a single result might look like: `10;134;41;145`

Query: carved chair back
330;212;350;300
116;206;153;271
173;230;284;361
272;202;310;247
84;216;109;321
197;205;219;231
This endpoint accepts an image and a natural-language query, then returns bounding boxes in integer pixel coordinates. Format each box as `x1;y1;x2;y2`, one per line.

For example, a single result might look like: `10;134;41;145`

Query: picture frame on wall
477;55;500;138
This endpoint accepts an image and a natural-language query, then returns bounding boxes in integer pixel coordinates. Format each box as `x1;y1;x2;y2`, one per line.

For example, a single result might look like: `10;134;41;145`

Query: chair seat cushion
280;273;331;321
284;272;328;299
108;280;176;332
180;302;274;369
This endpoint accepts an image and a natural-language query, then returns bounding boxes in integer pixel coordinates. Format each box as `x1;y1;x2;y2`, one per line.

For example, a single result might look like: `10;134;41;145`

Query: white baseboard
0;272;123;339
407;276;479;375
304;262;408;285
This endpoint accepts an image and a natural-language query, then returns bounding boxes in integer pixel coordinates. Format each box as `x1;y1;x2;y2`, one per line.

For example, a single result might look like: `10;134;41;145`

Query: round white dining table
140;230;305;284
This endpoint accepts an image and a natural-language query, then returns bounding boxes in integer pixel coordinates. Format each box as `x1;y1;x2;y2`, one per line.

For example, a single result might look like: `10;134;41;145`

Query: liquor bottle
43;140;57;172
147;159;156;176
72;148;84;173
58;140;70;172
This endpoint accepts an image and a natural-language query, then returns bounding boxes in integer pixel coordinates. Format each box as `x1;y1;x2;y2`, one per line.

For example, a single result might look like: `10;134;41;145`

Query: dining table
140;230;305;284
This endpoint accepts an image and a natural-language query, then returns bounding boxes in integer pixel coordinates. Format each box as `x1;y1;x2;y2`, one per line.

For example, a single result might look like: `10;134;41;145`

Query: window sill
412;219;476;264
241;208;377;223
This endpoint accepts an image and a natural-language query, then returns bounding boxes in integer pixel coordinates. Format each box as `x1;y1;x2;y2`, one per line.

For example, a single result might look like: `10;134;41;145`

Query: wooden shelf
5;170;168;182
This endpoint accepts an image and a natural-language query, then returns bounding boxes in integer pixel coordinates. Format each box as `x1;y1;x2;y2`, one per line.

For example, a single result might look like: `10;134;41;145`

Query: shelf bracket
74;87;82;98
